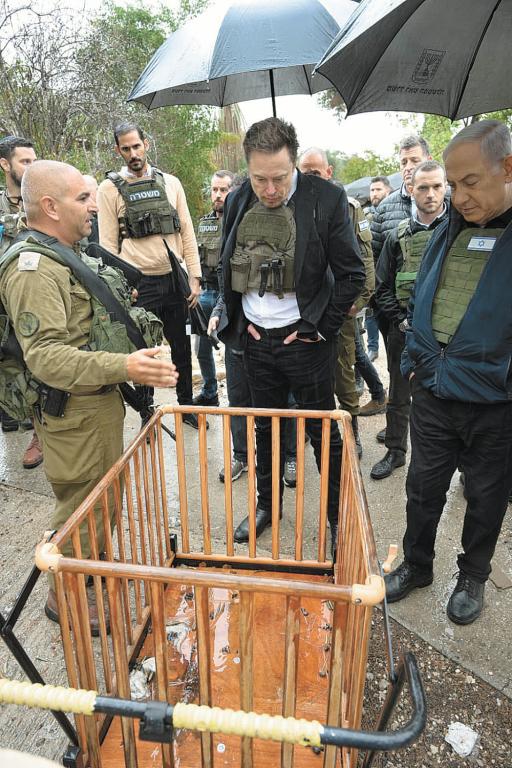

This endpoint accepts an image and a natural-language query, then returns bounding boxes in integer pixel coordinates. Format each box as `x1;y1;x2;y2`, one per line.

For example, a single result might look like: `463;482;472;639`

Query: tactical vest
230;202;296;298
197;214;222;270
0;236;163;420
348;195;373;262
0;191;23;258
107;169;181;241
395;220;433;309
431;227;504;345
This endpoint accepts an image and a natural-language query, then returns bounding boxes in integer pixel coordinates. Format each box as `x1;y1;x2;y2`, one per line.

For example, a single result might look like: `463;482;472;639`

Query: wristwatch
398;318;409;333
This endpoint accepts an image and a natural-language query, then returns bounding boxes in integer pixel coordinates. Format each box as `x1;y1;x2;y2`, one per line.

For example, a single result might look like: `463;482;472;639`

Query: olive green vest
197;214;222;269
395;220;433;309
0;238;163;420
107;169;181;241
230;202;296;298
0;191;23;257
432;227;504;345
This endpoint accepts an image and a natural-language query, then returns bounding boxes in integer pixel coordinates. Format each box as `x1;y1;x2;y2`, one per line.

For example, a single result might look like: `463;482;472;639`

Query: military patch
17;311;40;337
18;252;41;271
359;219;370;232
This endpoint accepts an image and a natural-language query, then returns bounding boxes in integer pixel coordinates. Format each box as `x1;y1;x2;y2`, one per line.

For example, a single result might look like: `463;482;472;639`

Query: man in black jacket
372;161;448;480
209;117;364;549
371;136;432;264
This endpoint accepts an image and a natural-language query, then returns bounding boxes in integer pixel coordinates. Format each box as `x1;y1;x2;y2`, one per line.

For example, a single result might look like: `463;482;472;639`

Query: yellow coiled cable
173;702;323;747
0;678;96;715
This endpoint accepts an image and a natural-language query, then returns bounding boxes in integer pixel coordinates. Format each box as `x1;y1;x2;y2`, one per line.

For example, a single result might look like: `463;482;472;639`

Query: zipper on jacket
436;347;446;396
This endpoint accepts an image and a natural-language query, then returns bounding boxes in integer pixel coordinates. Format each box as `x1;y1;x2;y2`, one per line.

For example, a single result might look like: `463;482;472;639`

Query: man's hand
283;330;320;345
126;348;178;388
247;323;261;340
347;304;358;317
208;315;219;336
187;276;201;309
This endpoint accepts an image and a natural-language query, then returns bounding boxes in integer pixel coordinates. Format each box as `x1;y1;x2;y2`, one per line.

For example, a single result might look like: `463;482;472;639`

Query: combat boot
351;415;362;459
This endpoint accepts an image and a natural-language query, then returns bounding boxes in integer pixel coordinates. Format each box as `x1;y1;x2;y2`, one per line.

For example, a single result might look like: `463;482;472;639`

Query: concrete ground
0;341;511;763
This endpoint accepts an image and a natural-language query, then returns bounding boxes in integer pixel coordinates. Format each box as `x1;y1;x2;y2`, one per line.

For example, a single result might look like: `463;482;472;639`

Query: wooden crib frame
35;405;424;768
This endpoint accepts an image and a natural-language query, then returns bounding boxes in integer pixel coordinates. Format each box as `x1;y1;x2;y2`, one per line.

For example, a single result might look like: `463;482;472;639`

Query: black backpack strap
19;230;147;351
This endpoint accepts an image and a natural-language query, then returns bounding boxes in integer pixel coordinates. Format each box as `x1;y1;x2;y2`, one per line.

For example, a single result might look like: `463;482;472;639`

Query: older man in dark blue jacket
385;120;512;625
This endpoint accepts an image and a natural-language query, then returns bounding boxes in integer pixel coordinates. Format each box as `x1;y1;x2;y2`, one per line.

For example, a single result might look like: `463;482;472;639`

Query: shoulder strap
397;218;410;239
12;231;147;351
105;171;125;189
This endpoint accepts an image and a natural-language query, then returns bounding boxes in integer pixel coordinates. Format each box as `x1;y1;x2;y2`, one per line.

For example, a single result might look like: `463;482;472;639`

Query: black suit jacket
216;170;365;349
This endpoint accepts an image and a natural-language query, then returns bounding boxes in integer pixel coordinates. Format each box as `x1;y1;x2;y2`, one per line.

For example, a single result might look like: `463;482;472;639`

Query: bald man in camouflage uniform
0;160;177;631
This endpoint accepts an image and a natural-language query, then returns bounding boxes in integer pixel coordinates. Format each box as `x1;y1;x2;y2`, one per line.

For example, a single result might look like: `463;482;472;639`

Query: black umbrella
316;0;512;120
344;171;402;204
128;0;356;117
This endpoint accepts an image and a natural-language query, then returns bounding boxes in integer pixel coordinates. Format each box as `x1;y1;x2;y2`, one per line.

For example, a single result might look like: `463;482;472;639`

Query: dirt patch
360;611;512;767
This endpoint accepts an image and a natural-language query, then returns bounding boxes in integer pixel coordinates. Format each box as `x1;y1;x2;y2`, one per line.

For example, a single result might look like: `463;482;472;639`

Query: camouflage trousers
334;316;359;416
34;389;125;585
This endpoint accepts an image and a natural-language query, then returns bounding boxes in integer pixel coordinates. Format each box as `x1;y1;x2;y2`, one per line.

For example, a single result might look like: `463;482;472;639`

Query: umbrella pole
269;69;276;117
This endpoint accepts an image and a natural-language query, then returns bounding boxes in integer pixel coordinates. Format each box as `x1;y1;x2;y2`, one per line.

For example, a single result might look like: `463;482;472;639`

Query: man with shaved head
385;121;512;626
0;160;177;632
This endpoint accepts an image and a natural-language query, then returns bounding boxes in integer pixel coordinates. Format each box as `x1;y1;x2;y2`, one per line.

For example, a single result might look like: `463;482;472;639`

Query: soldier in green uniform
194;170;233;406
0;160;177;631
385;121;512;625
298;147;374;458
372;161;448;480
0;135;44;469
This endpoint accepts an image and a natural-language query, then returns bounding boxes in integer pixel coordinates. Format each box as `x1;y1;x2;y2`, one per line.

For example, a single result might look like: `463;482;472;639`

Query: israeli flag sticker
467;236;496;251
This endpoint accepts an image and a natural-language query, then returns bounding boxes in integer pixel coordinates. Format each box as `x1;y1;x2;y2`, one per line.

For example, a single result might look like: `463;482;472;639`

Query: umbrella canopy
344;171;402;204
128;0;356;116
316;0;511;120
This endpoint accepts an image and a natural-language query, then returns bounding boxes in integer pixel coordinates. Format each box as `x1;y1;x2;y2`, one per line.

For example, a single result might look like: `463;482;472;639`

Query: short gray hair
299;147;329;165
399;134;430;157
443;120;511;167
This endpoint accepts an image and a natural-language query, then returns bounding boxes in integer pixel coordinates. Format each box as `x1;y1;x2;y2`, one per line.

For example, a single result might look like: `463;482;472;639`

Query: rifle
119;382;175;441
85;242;143;288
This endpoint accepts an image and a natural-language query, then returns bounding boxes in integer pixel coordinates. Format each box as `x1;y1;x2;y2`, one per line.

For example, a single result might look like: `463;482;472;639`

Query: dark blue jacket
402;207;512;403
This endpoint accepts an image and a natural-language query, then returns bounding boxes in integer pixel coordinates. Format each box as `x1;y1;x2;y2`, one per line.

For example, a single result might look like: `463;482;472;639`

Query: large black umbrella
128;0;356;117
344;171;402;204
316;0;511;120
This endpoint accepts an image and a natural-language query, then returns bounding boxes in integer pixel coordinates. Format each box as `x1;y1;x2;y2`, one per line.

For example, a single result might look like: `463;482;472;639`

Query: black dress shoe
447;573;484;625
234;507;280;543
385;561;433;603
376;428;386;444
192;393;219;407
370;449;406;480
182;412;209;430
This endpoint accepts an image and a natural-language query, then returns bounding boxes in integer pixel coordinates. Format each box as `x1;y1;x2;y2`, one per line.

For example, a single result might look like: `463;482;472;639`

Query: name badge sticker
467;236;496;252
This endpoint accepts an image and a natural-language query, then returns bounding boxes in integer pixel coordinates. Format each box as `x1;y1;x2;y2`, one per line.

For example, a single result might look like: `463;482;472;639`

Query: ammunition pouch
107;170;181;240
231;202;296;298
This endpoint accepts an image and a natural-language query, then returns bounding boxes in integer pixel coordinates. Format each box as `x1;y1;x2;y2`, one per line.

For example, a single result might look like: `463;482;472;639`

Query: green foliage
0;0;219;220
73;1;219;219
338;151;397;185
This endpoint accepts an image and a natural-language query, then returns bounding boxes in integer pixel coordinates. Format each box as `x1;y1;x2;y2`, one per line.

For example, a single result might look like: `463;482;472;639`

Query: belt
251;321;300;338
73;385;116;397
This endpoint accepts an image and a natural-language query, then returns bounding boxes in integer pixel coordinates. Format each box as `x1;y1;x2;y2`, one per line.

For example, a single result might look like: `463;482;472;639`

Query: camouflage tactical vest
0;237;163;420
230;202;296;298
197;214;222;269
432;227;504;345
395;220;433;309
107;169;181;240
0;191;23;258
